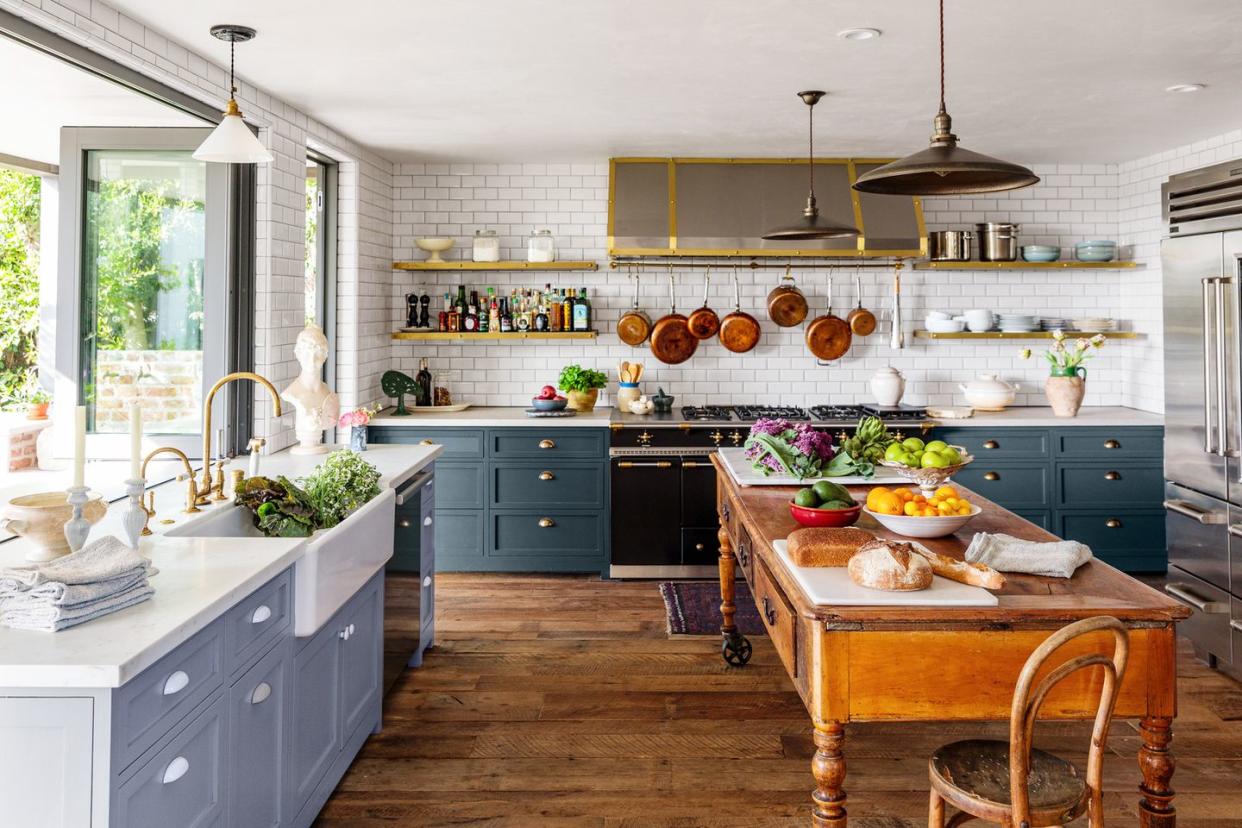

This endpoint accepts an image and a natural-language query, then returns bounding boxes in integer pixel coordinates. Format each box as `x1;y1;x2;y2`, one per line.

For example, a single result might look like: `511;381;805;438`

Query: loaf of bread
911;547;1006;589
786;527;875;567
847;539;933;591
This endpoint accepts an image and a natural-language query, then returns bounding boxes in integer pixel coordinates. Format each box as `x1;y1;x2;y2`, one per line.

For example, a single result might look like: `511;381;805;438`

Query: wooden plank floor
316;573;1242;827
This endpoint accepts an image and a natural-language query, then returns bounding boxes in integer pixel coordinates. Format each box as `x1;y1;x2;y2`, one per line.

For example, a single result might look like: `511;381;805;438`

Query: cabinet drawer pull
538;439;556;449
162;756;189;785
761;597;777;626
538;517;555;528
250;604;272;624
1231;619;1242;633
1164;583;1229;613
539;471;555;480
617;461;673;468
1164;499;1226;524
424;516;433;527
694;542;705;551
1104;439;1121;449
348;623;355;635
1104;471;1121;481
983;440;999;450
1105;518;1122;528
250;681;272;705
983;471;1000;481
423;576;432;587
162;670;189;696
419;439;434;445
398;518;411;528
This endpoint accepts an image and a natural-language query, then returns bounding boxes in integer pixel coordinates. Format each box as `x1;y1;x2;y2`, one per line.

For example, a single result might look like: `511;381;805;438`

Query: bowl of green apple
877;437;974;498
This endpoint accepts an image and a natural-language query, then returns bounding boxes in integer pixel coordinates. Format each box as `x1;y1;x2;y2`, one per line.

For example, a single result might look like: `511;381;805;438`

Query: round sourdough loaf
847;539;933;591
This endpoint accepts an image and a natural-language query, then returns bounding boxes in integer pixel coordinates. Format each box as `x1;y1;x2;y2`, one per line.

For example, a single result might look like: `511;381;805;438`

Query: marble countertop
369;406;615;427
927;406;1163;428
0;443;442;688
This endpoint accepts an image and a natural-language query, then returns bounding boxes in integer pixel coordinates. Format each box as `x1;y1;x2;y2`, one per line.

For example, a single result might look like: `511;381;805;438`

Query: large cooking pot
616;270;653;346
766;265;808;327
805;276;853;361
976;222;1020;262
686;267;721;340
649;272;699;365
929;230;972;262
718;267;761;354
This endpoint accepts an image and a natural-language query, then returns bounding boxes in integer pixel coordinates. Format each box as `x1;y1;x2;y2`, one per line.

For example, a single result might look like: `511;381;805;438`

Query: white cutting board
771;540;998;607
717;447;907;487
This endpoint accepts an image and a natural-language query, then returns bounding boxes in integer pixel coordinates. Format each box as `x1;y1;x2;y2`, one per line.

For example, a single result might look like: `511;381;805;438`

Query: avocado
793;488;819;508
813;480;853;503
820;499;852;510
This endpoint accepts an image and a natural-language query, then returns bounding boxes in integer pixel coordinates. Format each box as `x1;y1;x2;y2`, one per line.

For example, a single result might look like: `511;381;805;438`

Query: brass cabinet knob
1105;518;1122;528
539;471;555;481
398;519;411;528
694;543;705;551
1104;470;1121;480
539;439;556;449
983;440;999;450
983;471;1000;481
538;517;555;528
1104;439;1121;449
637;430;652;446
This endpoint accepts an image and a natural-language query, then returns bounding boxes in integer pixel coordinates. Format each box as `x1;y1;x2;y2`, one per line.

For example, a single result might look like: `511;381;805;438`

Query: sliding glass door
59;128;228;458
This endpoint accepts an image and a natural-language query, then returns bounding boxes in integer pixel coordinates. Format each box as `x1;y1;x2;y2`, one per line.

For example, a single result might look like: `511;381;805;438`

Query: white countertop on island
369;405;614;427
927;406;1163;428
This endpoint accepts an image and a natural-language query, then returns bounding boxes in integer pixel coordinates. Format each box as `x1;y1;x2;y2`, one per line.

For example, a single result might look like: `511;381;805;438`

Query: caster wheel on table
721;635;752;667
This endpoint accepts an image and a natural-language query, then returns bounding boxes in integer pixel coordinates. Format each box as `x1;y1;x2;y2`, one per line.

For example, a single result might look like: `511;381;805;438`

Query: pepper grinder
405;292;420;328
418;291;431;328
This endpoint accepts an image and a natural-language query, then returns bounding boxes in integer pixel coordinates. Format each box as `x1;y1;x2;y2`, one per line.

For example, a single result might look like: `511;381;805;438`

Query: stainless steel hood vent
1165;158;1242;236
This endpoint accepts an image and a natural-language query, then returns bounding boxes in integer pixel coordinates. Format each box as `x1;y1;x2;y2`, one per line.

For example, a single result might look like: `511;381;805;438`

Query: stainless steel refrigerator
1162;159;1242;677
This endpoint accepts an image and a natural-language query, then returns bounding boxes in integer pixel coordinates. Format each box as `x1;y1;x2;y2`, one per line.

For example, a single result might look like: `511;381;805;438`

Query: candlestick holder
63;485;92;553
121;478;147;551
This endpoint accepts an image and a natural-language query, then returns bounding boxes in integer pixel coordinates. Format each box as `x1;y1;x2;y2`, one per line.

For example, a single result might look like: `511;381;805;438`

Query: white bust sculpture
282;323;340;455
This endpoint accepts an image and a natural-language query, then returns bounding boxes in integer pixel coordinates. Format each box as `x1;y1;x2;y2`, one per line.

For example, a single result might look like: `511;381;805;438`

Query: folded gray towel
0;536;150;598
4;566;155;608
2;580;154;632
965;532;1092;579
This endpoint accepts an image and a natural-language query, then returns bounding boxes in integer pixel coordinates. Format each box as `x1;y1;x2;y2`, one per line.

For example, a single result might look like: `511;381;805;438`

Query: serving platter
772;540;998;607
716;447;906;487
405;403;471;413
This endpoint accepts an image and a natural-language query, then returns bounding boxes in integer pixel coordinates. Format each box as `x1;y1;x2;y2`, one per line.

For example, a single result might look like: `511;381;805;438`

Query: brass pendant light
762;91;860;241
852;0;1037;195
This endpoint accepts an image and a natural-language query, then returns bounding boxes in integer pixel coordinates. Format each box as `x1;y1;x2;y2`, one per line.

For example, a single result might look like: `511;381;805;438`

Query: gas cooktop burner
808;403;928;422
728;405;811;422
680;406;734;421
808;404;867;422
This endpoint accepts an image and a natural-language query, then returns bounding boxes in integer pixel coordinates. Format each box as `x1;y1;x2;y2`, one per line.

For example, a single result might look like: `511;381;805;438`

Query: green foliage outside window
0;167;40;408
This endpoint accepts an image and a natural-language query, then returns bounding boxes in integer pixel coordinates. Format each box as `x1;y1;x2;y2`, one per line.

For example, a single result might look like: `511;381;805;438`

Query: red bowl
789;500;862;527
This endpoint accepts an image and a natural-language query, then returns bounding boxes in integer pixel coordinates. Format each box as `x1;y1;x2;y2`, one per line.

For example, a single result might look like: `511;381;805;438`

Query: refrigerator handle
1214;278;1229;457
1203;277;1218;455
1163;498;1227;524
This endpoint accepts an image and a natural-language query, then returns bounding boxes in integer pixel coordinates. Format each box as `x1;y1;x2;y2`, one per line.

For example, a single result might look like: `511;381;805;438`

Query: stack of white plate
1070;317;1117;332
1041;317;1070;332
998;313;1039;332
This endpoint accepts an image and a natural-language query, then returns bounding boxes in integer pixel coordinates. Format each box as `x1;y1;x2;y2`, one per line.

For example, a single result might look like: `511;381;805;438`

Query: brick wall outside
95;350;202;432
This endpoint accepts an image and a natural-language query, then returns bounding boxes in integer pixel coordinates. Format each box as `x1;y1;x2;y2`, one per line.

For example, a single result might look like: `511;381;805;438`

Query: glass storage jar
472;229;500;262
526;229;556;263
433;372;453;407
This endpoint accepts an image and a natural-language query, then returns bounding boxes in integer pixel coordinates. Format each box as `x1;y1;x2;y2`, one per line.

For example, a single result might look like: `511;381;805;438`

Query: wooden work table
711;454;1189;827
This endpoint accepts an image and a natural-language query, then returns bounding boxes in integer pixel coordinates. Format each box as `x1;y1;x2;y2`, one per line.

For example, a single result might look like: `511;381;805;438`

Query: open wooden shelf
914;330;1140;340
393;261;599;271
392;330;599;341
913;261;1140;271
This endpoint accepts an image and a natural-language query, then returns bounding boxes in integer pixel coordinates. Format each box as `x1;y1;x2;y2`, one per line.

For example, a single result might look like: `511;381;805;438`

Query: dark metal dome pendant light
852;0;1037;195
763;91;860;241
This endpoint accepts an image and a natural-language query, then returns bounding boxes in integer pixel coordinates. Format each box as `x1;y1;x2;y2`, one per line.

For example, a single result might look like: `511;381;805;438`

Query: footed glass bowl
877;447;974;497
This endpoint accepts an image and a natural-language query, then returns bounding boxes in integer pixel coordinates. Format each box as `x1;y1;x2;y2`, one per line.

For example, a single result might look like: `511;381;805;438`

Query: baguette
911;547;1006;590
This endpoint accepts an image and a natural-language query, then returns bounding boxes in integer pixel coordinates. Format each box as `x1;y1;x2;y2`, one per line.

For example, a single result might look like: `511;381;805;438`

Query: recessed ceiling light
837;28;882;41
1166;83;1206;93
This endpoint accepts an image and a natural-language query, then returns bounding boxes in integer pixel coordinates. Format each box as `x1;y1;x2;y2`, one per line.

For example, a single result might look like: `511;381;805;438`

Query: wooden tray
407;404;471;413
716;447;907;487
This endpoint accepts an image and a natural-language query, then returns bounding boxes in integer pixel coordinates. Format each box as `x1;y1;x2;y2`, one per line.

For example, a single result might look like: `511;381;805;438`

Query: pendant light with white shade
193;25;273;164
762;91;860;241
852;0;1037;195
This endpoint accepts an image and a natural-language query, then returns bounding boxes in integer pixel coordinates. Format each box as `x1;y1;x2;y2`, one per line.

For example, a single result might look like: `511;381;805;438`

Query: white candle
72;405;86;488
130;403;143;479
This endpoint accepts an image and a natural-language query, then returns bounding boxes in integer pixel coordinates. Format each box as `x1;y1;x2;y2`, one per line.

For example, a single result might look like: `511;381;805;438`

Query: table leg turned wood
718;526;751;666
1138;716;1176;827
811;721;847;828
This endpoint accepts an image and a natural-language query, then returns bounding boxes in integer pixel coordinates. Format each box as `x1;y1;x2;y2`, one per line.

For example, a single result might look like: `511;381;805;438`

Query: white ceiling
109;0;1242;164
0;35;204;166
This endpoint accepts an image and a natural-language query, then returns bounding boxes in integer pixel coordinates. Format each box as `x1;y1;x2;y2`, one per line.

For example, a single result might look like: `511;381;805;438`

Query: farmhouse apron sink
167;488;395;636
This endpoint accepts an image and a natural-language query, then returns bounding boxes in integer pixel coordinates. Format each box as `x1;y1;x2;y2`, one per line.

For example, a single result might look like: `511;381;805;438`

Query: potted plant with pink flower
338;404;381;451
1019;331;1106;417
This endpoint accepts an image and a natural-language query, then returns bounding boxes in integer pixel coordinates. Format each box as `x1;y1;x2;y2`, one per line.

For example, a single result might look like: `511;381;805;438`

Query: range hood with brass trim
608;157;927;258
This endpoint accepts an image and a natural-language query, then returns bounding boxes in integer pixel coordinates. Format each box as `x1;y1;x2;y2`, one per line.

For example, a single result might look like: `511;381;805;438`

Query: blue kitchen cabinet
227;639;290;828
934;425;1166;572
371;426;609;573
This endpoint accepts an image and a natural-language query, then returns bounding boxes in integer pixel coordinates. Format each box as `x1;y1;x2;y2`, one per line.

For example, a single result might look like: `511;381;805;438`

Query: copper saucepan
687;266;721;340
617;268;653;346
805;275;853;361
846;270;877;336
649;270;699;365
766;263;808;327
718;266;761;354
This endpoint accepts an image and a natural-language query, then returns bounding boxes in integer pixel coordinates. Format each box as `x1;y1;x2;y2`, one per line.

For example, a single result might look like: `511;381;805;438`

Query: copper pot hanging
686;266;721;340
766;264;809;327
805;275;853;361
649;270;699;365
846;270;877;336
617;268;653;346
718;266;761;354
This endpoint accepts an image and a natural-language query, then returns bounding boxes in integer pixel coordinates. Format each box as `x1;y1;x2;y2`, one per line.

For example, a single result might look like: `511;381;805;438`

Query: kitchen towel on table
0;535;153;598
964;532;1092;579
2;580;155;632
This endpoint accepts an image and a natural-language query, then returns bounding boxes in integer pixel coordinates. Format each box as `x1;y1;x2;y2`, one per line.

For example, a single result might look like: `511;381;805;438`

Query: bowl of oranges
863;485;981;539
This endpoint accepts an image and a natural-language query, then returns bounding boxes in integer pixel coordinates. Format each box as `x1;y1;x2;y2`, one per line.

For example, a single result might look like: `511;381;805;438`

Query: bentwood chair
927;616;1130;828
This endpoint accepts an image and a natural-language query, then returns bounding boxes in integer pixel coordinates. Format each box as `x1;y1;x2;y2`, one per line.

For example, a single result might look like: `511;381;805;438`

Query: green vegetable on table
235;475;317;537
825;415;896;480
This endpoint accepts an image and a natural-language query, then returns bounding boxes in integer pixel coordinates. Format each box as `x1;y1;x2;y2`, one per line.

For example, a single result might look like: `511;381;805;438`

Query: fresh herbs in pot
557;364;607;393
300;449;382;528
234;475;317;537
743;418;835;480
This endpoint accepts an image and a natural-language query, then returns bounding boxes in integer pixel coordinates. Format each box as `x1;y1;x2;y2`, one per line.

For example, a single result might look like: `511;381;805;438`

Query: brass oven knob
538;517;555;528
730;430;743;445
539;439;556;449
539;471;555;481
637;430;652;446
983;440;999;450
983;471;1000;481
1104;471;1121;481
709;430;723;445
1105;518;1122;528
1104;439;1121;449
837;431;849;444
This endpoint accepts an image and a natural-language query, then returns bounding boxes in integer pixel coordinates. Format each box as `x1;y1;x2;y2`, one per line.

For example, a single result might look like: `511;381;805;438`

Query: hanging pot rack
609;257;904;271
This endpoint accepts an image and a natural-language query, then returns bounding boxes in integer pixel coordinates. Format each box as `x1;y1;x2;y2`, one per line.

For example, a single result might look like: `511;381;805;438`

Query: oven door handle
615;461;674;469
1163;499;1226;524
1164;583;1229;613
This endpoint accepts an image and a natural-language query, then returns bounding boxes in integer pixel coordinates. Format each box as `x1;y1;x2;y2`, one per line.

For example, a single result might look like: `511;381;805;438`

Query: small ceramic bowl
862;503;982;539
1075;247;1117;262
1021;245;1061;262
415;237;455;263
531;397;568;411
789;500;862;528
